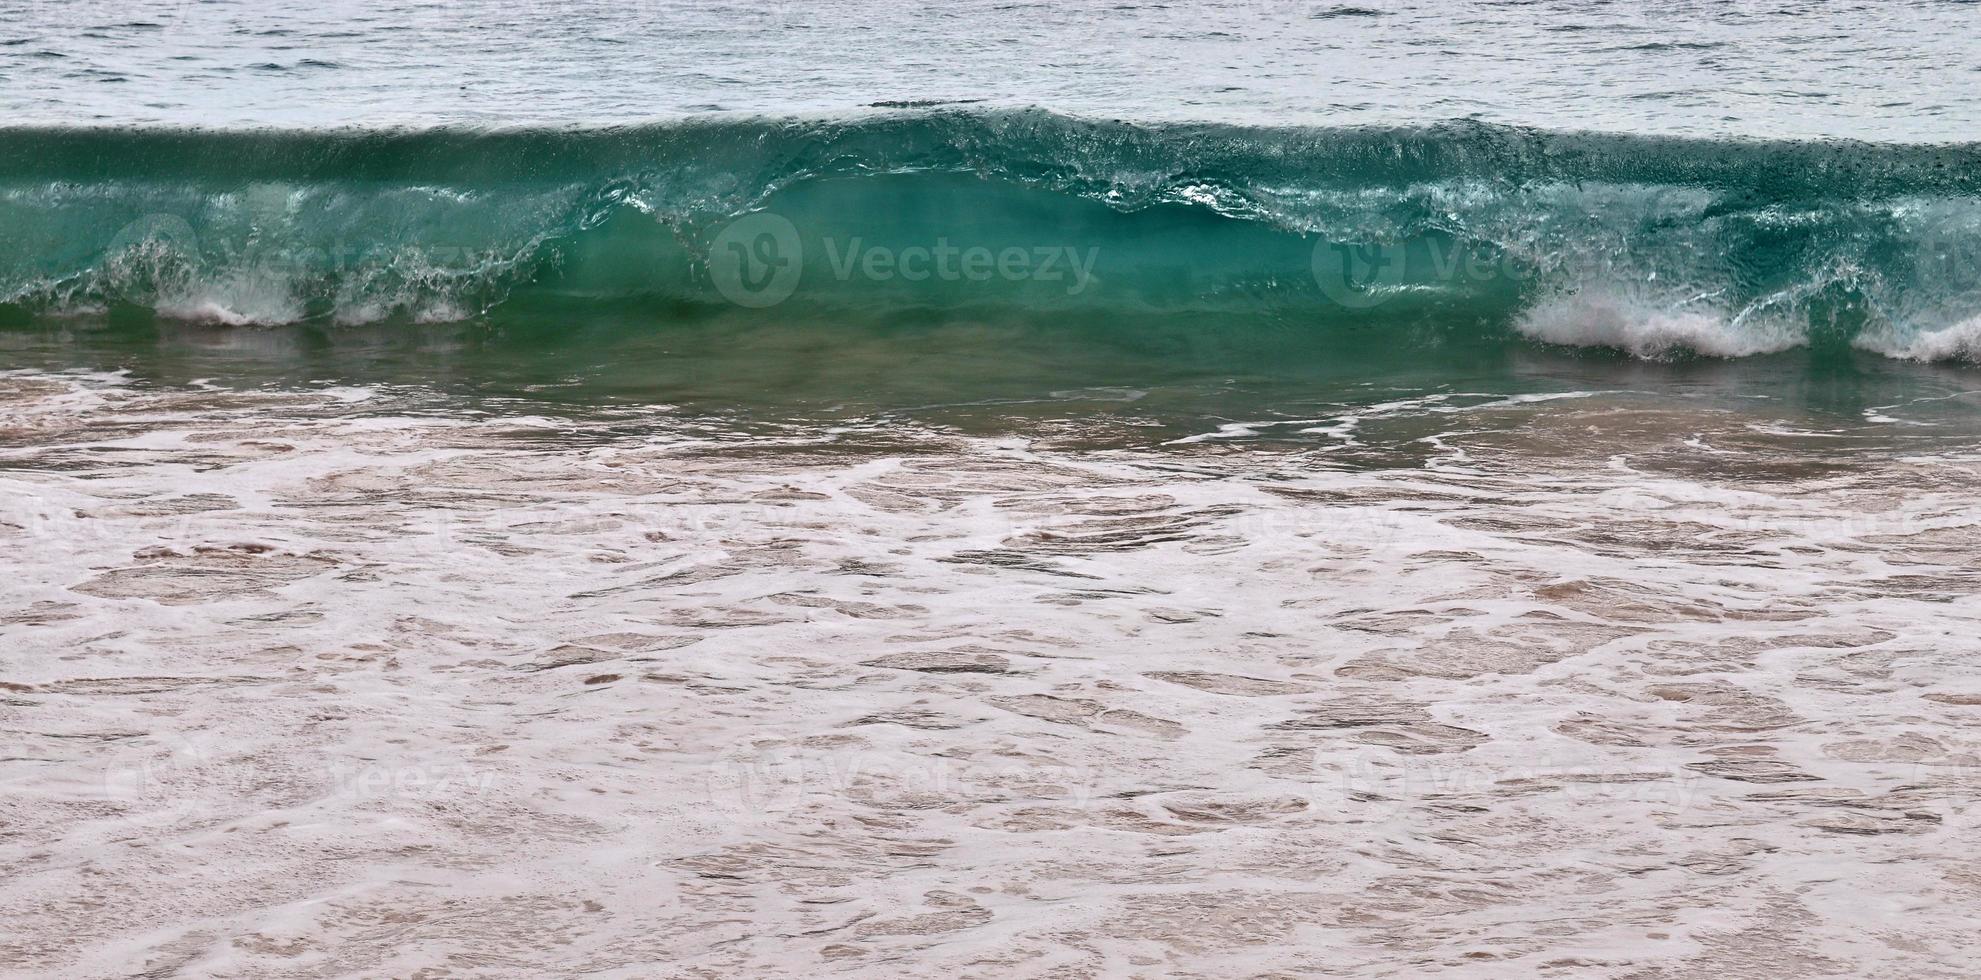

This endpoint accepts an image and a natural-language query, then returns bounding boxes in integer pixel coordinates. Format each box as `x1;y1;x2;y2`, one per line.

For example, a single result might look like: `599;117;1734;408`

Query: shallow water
4;371;1981;974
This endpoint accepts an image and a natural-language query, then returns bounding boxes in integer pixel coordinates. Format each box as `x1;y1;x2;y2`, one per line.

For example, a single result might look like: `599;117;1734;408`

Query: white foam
154;272;306;326
7;370;1981;976
1855;315;1981;363
1515;291;1805;359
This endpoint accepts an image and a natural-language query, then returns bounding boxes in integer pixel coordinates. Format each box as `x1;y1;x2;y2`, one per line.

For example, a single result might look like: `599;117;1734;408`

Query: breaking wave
2;110;1978;364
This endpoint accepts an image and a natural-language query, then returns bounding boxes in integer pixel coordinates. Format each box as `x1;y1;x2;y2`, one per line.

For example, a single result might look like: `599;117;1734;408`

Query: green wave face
3;111;1980;366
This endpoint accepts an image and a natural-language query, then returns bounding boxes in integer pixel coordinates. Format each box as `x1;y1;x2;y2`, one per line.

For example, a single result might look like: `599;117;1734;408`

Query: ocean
4;2;1981;976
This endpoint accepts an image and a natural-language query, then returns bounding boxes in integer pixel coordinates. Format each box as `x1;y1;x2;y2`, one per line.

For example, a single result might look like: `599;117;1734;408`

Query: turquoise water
3;3;1979;441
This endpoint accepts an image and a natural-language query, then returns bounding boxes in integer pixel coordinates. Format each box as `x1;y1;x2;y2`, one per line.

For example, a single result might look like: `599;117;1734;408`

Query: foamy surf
4;370;1981;976
1856;315;1981;364
1513;292;1808;359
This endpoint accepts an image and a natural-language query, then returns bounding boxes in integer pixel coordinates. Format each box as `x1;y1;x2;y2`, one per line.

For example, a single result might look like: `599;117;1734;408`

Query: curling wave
2;110;1978;364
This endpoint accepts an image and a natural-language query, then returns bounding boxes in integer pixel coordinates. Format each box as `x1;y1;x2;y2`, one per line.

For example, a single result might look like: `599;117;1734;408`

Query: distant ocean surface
5;0;1979;138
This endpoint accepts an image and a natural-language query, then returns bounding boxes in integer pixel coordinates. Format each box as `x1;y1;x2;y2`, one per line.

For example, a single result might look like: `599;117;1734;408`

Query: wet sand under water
2;372;1980;977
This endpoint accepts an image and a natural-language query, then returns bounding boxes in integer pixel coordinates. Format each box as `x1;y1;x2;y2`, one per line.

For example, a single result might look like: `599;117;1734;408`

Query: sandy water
3;370;1980;976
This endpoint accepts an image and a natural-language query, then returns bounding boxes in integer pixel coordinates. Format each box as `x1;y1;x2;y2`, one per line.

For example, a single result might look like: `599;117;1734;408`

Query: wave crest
0;111;1977;367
